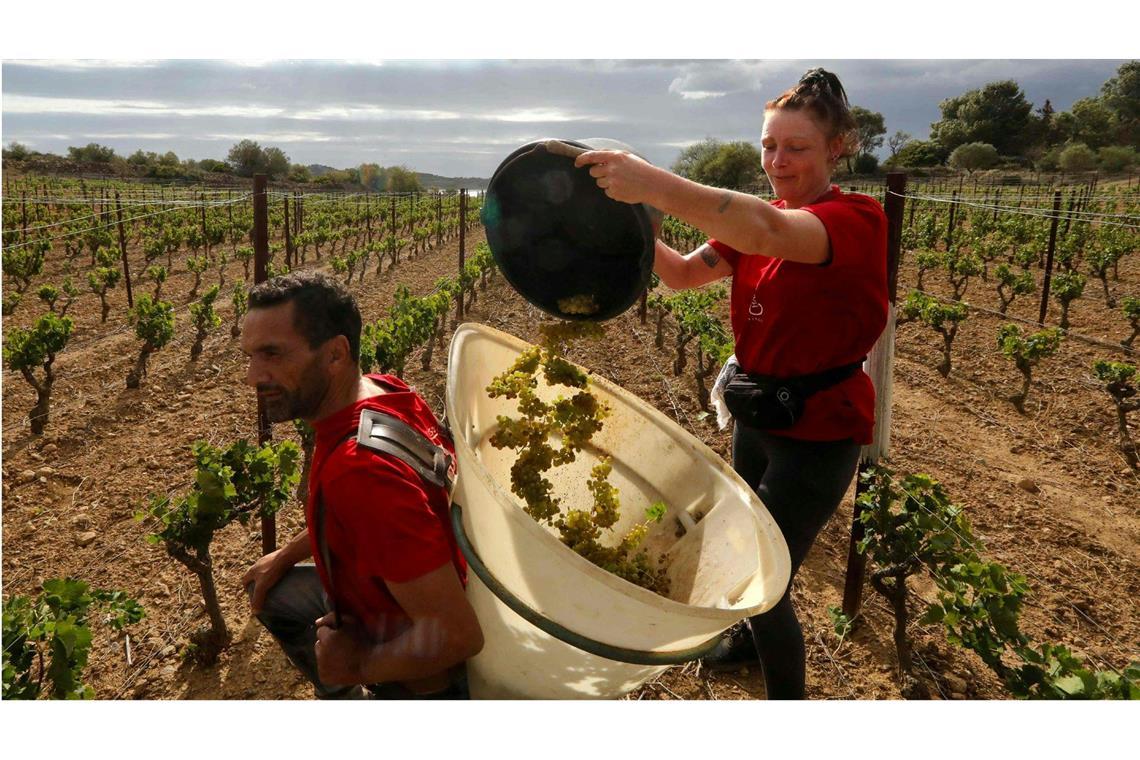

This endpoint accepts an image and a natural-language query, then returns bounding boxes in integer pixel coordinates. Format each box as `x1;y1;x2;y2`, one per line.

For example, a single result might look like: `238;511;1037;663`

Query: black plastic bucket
481;138;662;322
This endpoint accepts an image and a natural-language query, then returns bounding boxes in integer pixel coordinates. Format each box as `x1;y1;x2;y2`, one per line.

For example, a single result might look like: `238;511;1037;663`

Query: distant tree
853;154;880;174
929;81;1034;156
1059;143;1098;172
127;149;152;166
672;138;724;179
1037;146;1063;172
1054;97;1116;150
887;130;912;157
226;140;267;177
264;147;290;179
1100;60;1140;147
359;163;389;191
288;164;311;183
851;106;886;165
159;150;180;166
3;141;30;160
948;142;1000;173
673;138;762;190
699;142;764;190
886;139;948;168
67;143;116;163
1098;145;1137;172
197;158;230;173
387;166;422;192
1033;99;1060;147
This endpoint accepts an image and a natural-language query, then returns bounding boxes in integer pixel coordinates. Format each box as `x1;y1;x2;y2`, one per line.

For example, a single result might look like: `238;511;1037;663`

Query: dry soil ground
3;214;1137;700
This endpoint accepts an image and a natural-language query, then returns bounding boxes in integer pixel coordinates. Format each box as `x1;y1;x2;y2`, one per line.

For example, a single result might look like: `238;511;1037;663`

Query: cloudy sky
1;2;1132;180
3;59;1129;179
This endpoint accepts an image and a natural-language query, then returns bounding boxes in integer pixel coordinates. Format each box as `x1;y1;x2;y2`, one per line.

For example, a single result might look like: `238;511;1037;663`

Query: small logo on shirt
748;295;764;322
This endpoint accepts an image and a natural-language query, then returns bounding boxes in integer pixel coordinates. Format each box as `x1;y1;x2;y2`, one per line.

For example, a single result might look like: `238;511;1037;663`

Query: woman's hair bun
798;68;849;106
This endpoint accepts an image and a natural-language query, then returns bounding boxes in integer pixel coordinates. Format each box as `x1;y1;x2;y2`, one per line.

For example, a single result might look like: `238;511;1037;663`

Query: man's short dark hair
248;272;362;363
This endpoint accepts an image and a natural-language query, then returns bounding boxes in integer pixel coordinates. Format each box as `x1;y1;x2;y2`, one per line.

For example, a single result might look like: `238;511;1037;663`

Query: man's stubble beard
264;358;330;423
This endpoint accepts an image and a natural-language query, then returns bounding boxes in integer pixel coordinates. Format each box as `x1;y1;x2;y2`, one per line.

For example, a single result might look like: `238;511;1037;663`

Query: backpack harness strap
355;408;456;496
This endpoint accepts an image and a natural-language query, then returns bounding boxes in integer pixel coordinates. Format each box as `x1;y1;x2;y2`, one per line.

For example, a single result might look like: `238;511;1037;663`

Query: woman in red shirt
576;69;887;699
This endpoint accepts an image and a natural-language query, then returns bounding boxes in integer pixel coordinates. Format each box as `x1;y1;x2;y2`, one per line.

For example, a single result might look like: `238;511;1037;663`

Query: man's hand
242;549;287;615
574;149;660;205
242;529;311;615
314;612;370;686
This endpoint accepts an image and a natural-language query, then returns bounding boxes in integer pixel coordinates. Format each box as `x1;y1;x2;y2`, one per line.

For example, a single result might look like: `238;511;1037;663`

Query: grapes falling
486;322;669;595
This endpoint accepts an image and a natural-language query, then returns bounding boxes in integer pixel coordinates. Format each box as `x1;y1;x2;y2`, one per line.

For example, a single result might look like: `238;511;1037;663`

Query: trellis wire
900;286;1139;358
891;191;1140;230
1;195;251;251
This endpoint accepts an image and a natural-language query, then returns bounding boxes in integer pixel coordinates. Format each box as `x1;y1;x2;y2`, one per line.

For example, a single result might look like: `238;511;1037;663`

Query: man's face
240;301;330;423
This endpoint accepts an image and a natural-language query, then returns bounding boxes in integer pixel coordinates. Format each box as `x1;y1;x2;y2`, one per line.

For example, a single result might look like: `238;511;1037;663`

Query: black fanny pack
722;358;866;430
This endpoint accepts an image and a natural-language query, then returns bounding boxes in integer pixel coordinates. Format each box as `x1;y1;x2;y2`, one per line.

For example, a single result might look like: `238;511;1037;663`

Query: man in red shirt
240;272;483;699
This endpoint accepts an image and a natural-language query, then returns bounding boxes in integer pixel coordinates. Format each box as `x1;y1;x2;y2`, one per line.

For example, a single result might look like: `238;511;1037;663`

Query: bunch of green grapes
487;324;669;594
556;294;600;316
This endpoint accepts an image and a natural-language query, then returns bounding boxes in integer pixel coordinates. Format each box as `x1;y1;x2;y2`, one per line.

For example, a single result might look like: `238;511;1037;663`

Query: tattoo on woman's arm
699;246;720;268
717;193;732;213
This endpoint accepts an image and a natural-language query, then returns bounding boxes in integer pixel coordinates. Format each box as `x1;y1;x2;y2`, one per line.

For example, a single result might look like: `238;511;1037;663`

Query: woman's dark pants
731;424;861;700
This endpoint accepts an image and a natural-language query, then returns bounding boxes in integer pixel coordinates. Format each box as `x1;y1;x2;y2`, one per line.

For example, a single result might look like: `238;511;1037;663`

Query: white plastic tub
445;323;790;699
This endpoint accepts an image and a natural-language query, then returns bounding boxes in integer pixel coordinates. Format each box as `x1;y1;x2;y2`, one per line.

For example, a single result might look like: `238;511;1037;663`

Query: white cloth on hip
710;354;740;431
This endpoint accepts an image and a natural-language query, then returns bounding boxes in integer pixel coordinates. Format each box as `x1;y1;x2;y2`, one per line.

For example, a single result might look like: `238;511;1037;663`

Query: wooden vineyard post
283;196;292;269
201;194;209;257
1037;190;1063;326
842;171;906;619
115;191;134;309
946;190;958;251
458;189;467;320
1062;190;1077;238
252;174;276;553
437;192;443;248
390;194;397;266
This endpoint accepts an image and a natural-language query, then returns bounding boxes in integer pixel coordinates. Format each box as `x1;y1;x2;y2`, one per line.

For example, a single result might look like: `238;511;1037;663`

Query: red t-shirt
708;186;888;444
306;374;466;641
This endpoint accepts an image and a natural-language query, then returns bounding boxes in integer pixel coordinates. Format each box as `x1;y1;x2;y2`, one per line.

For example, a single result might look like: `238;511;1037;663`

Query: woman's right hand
574;150;664;205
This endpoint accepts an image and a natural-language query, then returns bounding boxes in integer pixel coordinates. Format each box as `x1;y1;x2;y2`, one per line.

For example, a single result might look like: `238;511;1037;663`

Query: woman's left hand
574;150;660;205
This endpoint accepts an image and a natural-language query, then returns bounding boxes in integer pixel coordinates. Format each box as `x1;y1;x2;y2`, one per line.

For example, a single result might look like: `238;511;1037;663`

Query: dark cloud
2;59;1129;177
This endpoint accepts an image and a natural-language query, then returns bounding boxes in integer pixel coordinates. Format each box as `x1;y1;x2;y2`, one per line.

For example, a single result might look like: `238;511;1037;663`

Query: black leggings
732;424;861;699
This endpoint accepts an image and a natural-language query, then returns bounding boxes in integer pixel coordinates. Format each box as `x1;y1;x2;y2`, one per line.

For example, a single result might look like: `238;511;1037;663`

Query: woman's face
760;108;840;208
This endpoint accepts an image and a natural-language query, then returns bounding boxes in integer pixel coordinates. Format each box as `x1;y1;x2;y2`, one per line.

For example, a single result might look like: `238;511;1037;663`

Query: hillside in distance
306;164;488;191
416;172;489;191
